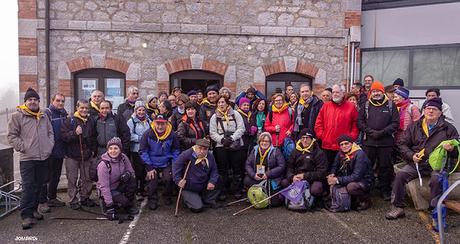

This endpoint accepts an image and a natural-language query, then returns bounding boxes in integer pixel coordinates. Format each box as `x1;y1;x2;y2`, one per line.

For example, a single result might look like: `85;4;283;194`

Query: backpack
216;114;241;150
428;139;460;174
89;160;112;182
328;185;351;212
247;180;269;209
283;137;295;159
268;107;293;123
364;100;393;120
285;181;314;212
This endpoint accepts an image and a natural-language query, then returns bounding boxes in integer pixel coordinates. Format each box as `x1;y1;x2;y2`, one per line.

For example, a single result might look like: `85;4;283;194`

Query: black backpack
89;160;112;182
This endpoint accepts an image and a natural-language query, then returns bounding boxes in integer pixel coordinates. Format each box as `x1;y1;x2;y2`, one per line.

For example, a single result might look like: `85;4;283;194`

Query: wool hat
370;81;385;93
239;97;251;107
146;94;157;104
134;100;145;111
258;132;272;144
393;78;404;87
107;137;122;150
154;114;168;123
206;85;219;95
187;90;197;96
24;87;40;102
423;97;443;111
196;138;211;148
337;134;353;145
299;128;314;139
219;87;232;97
395;87;410;99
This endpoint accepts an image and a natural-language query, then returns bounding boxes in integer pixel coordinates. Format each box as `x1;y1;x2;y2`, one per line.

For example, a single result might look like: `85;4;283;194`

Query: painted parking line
418;211;440;244
321;209;370;243
119;198;148;244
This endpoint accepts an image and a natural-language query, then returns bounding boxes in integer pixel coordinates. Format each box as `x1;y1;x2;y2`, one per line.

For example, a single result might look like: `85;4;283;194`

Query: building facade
18;0;362;111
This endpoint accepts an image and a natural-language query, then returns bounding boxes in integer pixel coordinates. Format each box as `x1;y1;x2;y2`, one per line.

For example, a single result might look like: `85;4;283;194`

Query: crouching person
327;135;373;211
244;132;286;207
386;98;459;220
173;139;220;213
97;137;139;220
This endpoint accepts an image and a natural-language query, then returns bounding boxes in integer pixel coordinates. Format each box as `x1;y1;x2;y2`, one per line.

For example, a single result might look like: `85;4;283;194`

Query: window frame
362;0;459;11
265;72;313;97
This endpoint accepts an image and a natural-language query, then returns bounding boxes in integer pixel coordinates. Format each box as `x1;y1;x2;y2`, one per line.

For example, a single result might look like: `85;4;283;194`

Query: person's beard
332;96;343;104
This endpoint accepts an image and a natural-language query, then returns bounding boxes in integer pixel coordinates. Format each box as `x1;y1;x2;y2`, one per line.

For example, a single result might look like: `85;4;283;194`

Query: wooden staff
175;160;192;217
225;197;248;207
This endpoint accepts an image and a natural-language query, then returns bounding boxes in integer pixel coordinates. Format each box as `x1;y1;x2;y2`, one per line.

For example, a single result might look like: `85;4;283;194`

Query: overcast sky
0;1;18;108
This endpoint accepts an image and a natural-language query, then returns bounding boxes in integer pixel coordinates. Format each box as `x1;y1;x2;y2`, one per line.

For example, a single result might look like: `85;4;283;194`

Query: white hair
127;86;139;95
332;84;344;93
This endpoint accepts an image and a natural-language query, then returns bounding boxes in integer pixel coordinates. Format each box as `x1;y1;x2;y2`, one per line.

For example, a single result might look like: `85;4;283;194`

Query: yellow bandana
192;145;209;167
237;108;252;123
150;121;173;142
73;111;88;123
295;139;316;154
368;95;389;107
421;118;429;137
258;146;270;166
90;101;100;112
344;143;362;161
298;97;310;109
201;98;216;107
271;103;289;113
217;106;231;123
17;104;42;120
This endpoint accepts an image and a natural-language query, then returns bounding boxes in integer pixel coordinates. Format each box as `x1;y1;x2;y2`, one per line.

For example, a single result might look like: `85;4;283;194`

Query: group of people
8;76;458;229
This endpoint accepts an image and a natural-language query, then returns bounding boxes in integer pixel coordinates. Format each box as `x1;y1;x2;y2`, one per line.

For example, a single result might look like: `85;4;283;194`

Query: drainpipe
45;0;51;104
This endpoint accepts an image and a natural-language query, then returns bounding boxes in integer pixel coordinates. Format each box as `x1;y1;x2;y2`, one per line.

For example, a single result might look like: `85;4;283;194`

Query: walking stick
78;133;84;196
232;190;284;216
225;197;248;207
175;160;192;217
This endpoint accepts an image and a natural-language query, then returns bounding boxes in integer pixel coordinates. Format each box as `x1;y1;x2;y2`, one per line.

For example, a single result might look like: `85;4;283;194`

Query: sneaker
38;203;51;213
80;198;97;207
69;203;81;210
22;218;35;230
148;201;158;210
33;211;44;220
164;197;173;206
385;207;405;220
382;192;391;201
48;198;66;207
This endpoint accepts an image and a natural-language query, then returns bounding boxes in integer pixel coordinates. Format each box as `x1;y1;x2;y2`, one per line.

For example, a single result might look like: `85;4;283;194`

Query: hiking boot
217;194;227;202
385;207;405;220
69;203;81;210
80;198;97;207
382;192;391;201
126;206;140;215
148;201;158;210
357;200;372;211
38;203;51;213
233;192;243;200
204;202;222;209
33;211;44;220
164;197;173;206
22;218;35;230
48;198;66;207
190;207;204;213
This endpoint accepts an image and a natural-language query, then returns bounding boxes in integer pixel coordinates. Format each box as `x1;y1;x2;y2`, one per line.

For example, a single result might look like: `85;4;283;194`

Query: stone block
260;26;286;36
181;24;207;33
19;56;38;75
157;64;169;82
162;23;180;33
68;20;87;30
87;21;111;30
284;57;298;73
190;54;204;69
208;24;226;34
57;62;70;80
224;65;236;83
287;27;315;36
50;20;67;29
241;26;260;35
18;19;37;38
254;67;265;83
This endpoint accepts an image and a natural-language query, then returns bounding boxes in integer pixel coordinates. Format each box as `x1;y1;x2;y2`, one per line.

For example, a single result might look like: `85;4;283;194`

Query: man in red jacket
314;84;359;164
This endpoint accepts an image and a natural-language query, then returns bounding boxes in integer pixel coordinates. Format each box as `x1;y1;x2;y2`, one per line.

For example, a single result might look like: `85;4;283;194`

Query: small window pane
361;50;409;85
266;81;285;98
413;47;460;87
105;78;125;113
78;78;98;100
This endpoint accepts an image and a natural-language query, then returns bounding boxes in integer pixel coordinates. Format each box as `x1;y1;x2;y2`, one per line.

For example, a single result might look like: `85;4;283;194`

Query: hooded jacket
176;115;207;150
245;145;286;184
209;107;245;148
330;143;373;187
139;124;180;170
127;115;151;152
45;104;68;158
61;114;97;161
264;103;294;147
286;140;329;182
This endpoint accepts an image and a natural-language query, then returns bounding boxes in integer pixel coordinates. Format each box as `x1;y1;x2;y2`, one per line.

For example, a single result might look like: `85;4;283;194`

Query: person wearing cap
97;137;139;220
235;85;266;107
219;87;236;109
177;101;207;150
327;135;373;211
139;114;180;210
89;90;105;120
244;132;286;207
94;100;131;157
61;99;97;210
145;94;159;119
315;84;359;164
357;81;399;201
172;139;220;212
187;90;198;104
386;97;459;220
424;88;455;125
293;83;323;139
282;128;329;201
170;93;190;130
117;86;139;123
8;87;54;229
393;78;404;89
199;85;220;127
393;87;421;144
127;101;152;197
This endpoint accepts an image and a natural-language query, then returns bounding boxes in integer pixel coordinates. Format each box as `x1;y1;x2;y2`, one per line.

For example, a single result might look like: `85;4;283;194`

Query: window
266;72;312;98
361;50;409;86
170;70;223;94
362;0;456;10
413;47;460;87
74;68;126;111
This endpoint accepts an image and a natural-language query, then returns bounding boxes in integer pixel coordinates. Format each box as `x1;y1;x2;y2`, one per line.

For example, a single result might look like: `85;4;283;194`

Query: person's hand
221;137;233;147
75;125;83;135
261;174;268;180
327;176;337;185
275;125;280;133
413;153;421;164
254;174;263;181
293;174;303;182
120;171;132;183
250;126;258;135
443;143;454;152
178;179;186;188
286;130;291;136
146;169;156;180
207;183;215;190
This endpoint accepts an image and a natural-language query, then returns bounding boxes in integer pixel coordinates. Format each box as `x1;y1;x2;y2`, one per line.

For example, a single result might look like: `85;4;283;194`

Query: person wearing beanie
187;90;198;104
127;101;152;197
145;94;159;119
172;139;221;212
357;81;399;201
8;87;54;229
235;85;266;107
177;101;207;150
170;94;190;130
97;137;139;220
199;85;220;128
393;78;404;89
386;97;459;220
327;135;373;211
424;88;455;125
117;86;140;123
282;128;329;203
244;132;286;207
139;113;180;210
393;87;421;145
293;83;323;139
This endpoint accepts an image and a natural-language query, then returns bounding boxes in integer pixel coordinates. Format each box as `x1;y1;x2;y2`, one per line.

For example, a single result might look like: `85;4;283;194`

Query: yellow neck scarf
421;118;429;137
344;143;362;161
368;95;389;107
271;103;289;113
258;146;270;166
17;104;42;120
295;139;316;154
237;108;251;123
192;145;209;167
201;98;216;107
150;121;173;142
217;106;231;122
90;101;100;112
73;111;88;123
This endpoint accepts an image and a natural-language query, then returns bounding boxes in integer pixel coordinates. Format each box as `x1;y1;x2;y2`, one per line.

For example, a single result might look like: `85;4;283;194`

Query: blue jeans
20;160;48;219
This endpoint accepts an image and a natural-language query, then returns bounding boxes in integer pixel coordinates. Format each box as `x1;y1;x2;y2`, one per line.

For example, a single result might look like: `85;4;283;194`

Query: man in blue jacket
173;139;220;213
140;114;180;210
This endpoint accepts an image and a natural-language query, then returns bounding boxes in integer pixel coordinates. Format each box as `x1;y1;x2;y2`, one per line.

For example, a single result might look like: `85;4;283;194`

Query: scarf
298;96;313;107
342;143;362;161
17;104;42;120
396;99;411;130
73;111;88;123
255;112;266;129
368;95;388;107
295;139;316;154
217;106;231;123
127;99;136;107
150;121;173;142
201;98;216;107
90;101;100;112
192;145;209;167
271;102;289;113
258;146;270;166
237;108;252;123
421;118;438;138
136;115;146;122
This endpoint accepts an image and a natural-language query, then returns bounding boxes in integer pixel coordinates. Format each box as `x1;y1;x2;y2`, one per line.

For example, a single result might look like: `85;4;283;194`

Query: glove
120;171;132;183
105;204;118;221
366;129;378;139
250;126;258;135
374;130;385;138
221;137;233;148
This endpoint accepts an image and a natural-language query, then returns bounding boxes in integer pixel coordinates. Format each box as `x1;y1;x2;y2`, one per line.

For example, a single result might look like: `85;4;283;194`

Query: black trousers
39;157;64;203
363;145;394;193
214;147;244;195
130;152;146;193
111;177;137;208
20;160;48;219
324;149;338;170
146;166;173;202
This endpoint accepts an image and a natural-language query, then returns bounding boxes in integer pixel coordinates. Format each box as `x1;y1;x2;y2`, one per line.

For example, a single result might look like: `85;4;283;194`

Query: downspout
45;0;51;104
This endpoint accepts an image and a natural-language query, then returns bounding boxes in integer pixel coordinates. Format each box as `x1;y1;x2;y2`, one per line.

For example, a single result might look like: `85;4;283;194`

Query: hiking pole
225;197;248;207
415;163;423;187
175;160;192;217
232;190;284;216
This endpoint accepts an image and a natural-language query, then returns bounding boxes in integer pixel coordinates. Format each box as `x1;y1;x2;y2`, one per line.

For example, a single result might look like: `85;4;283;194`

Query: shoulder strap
288;107;293;121
365;101;369;120
129;117;138;132
269;111;273;123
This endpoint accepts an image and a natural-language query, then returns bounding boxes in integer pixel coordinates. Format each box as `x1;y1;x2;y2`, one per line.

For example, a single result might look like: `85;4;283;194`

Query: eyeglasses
55;99;65;103
274;99;283;102
339;142;351;146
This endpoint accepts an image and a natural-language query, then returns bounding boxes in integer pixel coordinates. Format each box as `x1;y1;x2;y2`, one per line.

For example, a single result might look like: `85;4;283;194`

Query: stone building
18;0;361;111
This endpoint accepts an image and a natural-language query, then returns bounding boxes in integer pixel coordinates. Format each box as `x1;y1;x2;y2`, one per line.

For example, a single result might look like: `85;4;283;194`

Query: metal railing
0;108;14;135
0;180;21;219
